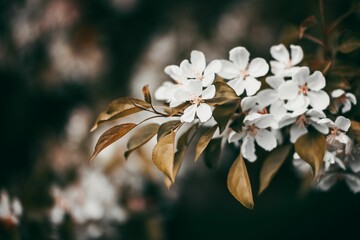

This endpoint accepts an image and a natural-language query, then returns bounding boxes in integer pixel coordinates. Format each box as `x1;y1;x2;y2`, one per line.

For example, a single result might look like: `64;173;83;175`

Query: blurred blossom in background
0;0;359;239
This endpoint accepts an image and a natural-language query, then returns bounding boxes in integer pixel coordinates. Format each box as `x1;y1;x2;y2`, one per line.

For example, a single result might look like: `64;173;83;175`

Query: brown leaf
206;81;239;105
351;120;360;143
213;100;240;134
227;154;254;209
299;15;317;38
90;123;137;162
124;123;160;159
203;138;222;169
338;30;360;54
157;120;181;141
152;131;176;181
168;102;190;116
91;98;150;131
142;85;152;104
195;125;218;161
164;125;197;188
294;130;326;176
258;145;292;195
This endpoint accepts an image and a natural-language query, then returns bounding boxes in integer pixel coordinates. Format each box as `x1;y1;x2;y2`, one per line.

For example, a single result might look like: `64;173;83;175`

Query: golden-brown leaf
213;100;240;134
258;145;292;195
90;123;137;162
152;131;176;182
351;120;360;143
91;98;150;131
124;123;160;159
195;125;218;161
294;130;326;176
157;120;181;141
206;81;239;105
142;85;152;104
227;154;254;209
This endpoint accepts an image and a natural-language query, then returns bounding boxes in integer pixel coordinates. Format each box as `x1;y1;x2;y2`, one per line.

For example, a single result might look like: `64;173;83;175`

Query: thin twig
303;34;327;49
327;9;353;34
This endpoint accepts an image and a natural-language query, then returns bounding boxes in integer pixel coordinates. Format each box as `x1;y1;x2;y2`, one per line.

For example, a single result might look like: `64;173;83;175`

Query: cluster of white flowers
49;169;127;227
155;44;358;165
0;190;22;227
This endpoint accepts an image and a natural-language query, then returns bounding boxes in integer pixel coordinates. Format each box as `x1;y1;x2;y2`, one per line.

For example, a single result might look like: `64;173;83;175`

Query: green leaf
90;123;137;162
195;125;218;161
299;15;317;38
142;85;152;104
91;98;150;131
164;124;197;188
206;81;239;105
351;120;360;143
213;100;240;134
258;145;292;195
227;154;254;209
203;138;222;169
157;120;181;141
152;131;176;181
338;30;360;53
124;123;160;159
294;130;326;176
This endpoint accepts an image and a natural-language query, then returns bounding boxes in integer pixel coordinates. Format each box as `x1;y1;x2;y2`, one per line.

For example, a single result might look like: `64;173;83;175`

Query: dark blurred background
0;0;359;239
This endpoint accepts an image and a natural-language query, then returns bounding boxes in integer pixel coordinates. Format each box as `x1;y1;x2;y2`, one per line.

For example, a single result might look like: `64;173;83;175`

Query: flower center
286;59;293;68
191;96;203;106
299;84;309;95
295;114;308;127
240;69;249;79
195;72;204;80
336;94;347;104
257;107;268;115
247;124;259;137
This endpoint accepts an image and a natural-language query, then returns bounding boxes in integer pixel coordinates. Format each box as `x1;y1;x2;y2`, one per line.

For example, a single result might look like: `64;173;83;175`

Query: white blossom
331;89;357;113
270;44;303;77
0;191;22;226
278;109;328;143
317;116;351;150
218;47;269;96
278;67;330;112
180;50;221;87
229;113;278;162
172;80;215;123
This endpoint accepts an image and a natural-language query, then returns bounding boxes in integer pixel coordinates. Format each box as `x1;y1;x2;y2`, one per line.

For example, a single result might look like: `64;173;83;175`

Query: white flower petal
244;112;263;125
342;100;352;113
204;60;221;75
227;78;245;96
257;89;278;107
174;89;192;102
190;50;206;73
270;60;286;76
164;65;187;83
310;122;329;134
270;44;289;63
244;76;261;96
292;67;310;86
285;95;310;110
255;114;278;129
278;81;299;100
202;72;215;87
248;58;269;78
308;90;330;110
317;173;338;191
241;96;258;112
278;114;296;128
218;60;239;79
345;175;360;193
290;45;304;65
228;130;245;143
270;100;287;121
307;109;326;118
265;76;285;90
180;59;194;78
331;89;345;98
180;105;197;123
196;103;212;122
290;124;308;143
255;129;277;151
335;116;351;132
155;81;177;101
346;93;357;104
241;136;257;162
306;71;326;91
187;80;203;96
202;85;216;100
229;46;250;70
